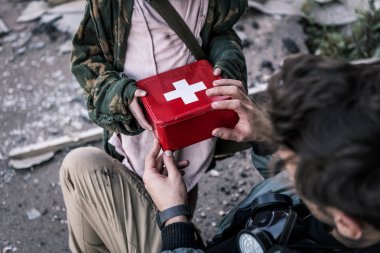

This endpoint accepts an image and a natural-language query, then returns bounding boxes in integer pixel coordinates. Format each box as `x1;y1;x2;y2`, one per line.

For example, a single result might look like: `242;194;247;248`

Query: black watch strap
156;205;191;229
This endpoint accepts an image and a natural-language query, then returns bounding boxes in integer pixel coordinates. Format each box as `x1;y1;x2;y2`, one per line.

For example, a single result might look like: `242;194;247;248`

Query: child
71;0;247;207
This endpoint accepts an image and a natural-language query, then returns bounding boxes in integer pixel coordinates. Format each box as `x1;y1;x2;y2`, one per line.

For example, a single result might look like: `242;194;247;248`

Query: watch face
238;233;264;253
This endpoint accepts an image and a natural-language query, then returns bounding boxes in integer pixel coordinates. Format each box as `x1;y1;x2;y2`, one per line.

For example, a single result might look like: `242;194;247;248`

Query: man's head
267;54;380;247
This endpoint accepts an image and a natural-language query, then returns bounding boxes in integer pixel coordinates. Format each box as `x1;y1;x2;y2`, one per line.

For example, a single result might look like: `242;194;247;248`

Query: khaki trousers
60;147;162;253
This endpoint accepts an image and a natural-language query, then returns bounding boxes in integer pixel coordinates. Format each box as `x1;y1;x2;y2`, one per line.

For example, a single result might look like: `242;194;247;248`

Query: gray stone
54;13;83;35
40;13;62;24
14;47;26;56
29;41;45;50
26;208;41;220
58;40;72;55
11;32;32;48
47;0;86;14
0;18;10;35
3;34;18;43
23;173;32;181
2;246;15;253
248;0;370;26
306;0;370;26
17;1;48;23
314;0;334;3
71;121;83;130
208;169;220;177
9;152;55;170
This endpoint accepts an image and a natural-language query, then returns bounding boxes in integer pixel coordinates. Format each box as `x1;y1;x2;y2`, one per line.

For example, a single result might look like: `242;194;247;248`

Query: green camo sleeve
71;1;143;135
208;29;247;88
207;0;248;88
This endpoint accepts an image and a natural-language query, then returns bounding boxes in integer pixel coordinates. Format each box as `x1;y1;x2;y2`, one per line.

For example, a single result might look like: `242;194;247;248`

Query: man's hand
129;89;153;130
206;79;270;143
143;139;189;212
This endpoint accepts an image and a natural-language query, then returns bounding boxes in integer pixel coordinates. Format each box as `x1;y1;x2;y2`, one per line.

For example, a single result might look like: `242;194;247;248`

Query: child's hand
129;89;153;130
213;67;223;77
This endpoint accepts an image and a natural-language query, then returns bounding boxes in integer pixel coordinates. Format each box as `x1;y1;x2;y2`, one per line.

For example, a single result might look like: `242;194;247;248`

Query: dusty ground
0;1;307;252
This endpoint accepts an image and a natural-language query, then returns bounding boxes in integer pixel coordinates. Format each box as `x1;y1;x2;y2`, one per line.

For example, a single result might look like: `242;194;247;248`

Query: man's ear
333;209;363;240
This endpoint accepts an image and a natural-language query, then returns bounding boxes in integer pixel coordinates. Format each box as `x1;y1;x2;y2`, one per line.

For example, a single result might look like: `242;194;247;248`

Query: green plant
302;0;380;60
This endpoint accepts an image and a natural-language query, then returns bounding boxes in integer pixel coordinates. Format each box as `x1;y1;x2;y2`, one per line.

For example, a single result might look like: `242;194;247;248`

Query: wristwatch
156;204;192;230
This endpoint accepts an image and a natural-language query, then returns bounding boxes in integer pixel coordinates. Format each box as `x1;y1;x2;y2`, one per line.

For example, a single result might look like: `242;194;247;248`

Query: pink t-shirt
109;0;214;191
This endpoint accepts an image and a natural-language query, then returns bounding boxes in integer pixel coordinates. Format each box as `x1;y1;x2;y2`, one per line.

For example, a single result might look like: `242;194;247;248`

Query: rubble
48;0;76;6
0;19;10;35
11;32;32;48
26;208;41;220
47;0;85;14
8;128;102;159
2;245;17;253
248;0;370;26
28;41;46;50
208;169;221;177
17;1;48;23
58;40;72;55
9;152;55;170
53;13;83;35
3;34;18;43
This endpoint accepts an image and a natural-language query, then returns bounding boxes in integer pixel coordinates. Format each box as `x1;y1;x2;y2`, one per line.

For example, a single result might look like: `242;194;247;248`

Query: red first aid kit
137;60;239;150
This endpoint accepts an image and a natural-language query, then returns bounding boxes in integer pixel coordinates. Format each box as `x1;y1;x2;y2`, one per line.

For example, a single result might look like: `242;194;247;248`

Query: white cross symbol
164;79;207;105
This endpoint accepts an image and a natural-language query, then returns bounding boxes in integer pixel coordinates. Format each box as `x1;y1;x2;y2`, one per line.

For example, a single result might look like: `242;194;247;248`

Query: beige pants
60;147;162;253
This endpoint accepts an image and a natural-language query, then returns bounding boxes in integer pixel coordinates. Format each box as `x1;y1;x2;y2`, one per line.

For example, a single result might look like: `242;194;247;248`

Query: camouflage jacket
71;0;248;157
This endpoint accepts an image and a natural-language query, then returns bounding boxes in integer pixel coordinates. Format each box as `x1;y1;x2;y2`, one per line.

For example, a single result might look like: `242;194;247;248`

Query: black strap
148;0;207;61
156;204;192;229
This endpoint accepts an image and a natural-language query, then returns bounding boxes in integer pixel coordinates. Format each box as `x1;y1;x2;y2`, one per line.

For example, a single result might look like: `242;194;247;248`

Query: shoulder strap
148;0;207;61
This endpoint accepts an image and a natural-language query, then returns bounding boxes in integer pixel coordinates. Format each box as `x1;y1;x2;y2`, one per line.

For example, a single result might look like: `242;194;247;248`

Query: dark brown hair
267;54;380;229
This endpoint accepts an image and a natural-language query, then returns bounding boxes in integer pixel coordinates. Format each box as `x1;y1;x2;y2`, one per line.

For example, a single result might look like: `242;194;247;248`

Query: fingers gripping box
137;60;239;150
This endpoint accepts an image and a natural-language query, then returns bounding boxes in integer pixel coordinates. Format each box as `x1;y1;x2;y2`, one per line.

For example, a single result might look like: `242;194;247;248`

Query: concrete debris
48;0;76;6
3;34;18;43
54;13;83;35
2;245;17;253
208;169;221;177
26;208;41;220
8;128;103;159
9;152;55;170
314;0;334;3
248;0;370;26
40;13;62;25
0;19;10;35
14;47;26;56
17;1;49;23
58;40;72;55
248;0;304;17
23;173;32;181
11;32;32;48
47;0;86;14
28;41;46;50
306;0;370;26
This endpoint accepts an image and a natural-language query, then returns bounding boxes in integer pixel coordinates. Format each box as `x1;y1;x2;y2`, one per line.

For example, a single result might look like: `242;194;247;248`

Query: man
60;54;380;252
